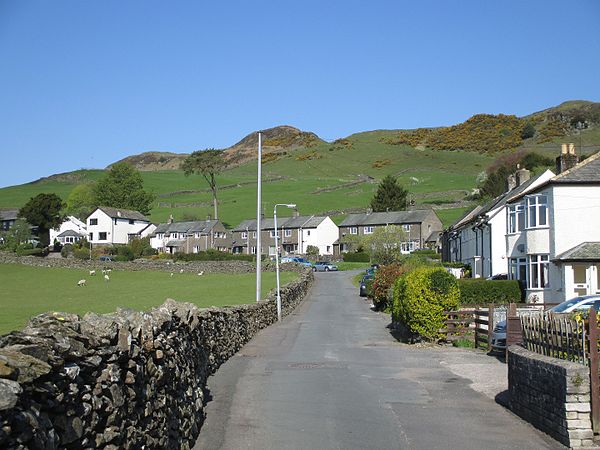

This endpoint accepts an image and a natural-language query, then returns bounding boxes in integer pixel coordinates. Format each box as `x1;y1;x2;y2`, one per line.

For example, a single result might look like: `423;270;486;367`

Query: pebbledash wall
0;271;313;449
508;345;594;448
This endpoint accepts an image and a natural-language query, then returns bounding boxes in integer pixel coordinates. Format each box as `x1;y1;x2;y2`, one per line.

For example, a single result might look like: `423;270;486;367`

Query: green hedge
392;267;460;340
343;252;370;262
458;279;522;304
411;249;441;260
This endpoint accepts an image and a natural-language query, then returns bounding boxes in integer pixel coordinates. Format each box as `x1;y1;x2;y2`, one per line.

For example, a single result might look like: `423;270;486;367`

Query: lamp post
274;203;296;321
256;132;262;303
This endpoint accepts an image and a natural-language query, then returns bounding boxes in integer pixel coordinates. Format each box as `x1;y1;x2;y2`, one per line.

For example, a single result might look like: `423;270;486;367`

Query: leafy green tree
94;163;154;215
370;175;409;212
18;193;65;246
361;225;407;265
520;122;536;139
66;183;97;220
181;149;225;219
0;218;32;251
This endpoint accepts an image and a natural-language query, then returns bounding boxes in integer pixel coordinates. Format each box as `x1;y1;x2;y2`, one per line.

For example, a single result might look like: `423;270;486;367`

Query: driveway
193;271;563;450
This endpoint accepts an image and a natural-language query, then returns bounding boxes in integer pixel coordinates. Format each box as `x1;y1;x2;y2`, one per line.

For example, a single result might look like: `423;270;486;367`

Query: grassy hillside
2;101;598;229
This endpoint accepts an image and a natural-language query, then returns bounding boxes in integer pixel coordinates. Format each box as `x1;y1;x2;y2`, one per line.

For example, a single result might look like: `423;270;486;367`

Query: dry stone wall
0;271;312;449
508;345;594;448
0;252;307;274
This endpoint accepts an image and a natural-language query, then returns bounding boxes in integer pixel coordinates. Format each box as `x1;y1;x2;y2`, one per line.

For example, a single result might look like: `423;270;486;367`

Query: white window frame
241;231;248;239
350;227;358;235
284;229;292;238
509;257;527;283
402;224;410;232
526;195;548;229
193;245;200;253
194;232;201;238
270;230;276;238
364;226;374;235
507;202;525;234
89;218;98;226
528;254;550;289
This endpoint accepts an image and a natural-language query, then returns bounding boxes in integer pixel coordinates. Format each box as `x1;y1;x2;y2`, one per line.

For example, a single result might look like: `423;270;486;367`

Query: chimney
168;214;174;224
366;208;372;216
515;168;531;186
506;173;517;191
206;214;211;222
293;209;300;218
556;143;579;174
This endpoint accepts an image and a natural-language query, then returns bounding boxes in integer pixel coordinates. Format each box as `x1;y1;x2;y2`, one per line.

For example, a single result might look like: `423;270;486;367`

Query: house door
573;264;589;296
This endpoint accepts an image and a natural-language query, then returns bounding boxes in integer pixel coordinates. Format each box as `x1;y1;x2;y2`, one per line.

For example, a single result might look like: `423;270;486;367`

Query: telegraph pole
256;132;262;302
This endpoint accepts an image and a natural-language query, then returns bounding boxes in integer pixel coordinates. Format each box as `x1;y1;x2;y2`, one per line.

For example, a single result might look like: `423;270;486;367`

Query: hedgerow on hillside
382;114;525;153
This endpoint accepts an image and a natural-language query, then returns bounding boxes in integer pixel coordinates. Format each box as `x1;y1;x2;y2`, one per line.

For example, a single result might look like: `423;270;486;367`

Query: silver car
312;261;338;272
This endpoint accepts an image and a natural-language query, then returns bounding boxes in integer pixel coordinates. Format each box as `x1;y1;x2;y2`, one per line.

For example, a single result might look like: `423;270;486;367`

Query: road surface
193;271;563;450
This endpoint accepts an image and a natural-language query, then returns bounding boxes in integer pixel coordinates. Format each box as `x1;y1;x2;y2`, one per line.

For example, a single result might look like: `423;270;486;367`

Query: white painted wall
87;209;150;245
299;217;339;255
49;216;87;244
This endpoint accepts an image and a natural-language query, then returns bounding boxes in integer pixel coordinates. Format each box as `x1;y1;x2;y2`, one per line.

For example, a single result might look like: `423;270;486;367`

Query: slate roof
425;230;442;242
339;210;434;227
553;151;600;184
232;216;327;232
97;207;149;222
554;242;600;262
447;170;554;231
165;240;185;247
151;220;219;236
57;229;85;238
0;209;19;221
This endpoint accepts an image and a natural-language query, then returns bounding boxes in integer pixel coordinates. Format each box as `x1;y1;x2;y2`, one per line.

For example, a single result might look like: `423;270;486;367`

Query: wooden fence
520;314;587;364
441;304;494;349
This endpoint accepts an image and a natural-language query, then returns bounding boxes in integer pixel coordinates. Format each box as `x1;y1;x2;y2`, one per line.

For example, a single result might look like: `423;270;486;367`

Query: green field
0;264;299;335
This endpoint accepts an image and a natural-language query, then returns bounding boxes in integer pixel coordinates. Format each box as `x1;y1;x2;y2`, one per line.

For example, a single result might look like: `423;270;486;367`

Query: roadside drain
287;362;347;370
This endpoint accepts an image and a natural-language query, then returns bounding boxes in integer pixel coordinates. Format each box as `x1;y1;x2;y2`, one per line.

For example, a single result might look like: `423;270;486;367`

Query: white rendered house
50;216;87;245
86;207;152;245
505;147;600;303
444;169;554;278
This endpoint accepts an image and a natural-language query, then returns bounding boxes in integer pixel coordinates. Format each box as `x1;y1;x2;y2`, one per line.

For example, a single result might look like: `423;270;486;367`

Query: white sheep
89;270;96;276
179;269;184;274
77;279;86;287
197;271;204;276
104;274;110;282
106;269;112;274
170;272;174;277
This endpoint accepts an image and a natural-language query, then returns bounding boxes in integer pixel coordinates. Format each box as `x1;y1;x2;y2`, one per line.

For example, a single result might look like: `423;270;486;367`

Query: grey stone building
338;209;443;254
150;219;231;254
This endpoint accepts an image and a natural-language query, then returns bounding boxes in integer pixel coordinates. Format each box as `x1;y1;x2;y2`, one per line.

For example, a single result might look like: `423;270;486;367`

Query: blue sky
1;0;599;188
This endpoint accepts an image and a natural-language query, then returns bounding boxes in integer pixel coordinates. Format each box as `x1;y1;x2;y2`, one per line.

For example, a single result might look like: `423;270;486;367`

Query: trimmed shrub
61;243;73;258
411;249;441;260
371;263;407;310
343;251;370;262
458;279;522;304
392;267;460;341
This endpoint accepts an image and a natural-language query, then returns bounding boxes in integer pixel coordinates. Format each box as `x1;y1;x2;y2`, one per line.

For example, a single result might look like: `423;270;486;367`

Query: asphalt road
193;271;563;450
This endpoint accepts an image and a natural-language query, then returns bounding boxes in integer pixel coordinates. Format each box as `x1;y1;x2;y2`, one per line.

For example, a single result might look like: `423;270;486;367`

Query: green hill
1;102;599;229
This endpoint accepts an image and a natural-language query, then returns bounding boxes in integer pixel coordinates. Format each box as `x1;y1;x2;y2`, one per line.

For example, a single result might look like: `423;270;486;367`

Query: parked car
313;261;338;272
280;256;313;267
491;295;600;351
359;274;374;297
486;273;508;280
99;255;114;262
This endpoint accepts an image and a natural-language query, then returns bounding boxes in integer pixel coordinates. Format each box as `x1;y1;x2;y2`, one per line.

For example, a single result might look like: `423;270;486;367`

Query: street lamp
274;203;296;321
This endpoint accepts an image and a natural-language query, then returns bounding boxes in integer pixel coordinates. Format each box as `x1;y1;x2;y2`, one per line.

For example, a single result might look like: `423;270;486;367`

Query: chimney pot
506;173;517;192
516;168;531;186
556;144;578;173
